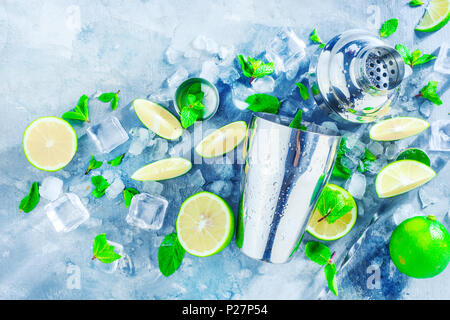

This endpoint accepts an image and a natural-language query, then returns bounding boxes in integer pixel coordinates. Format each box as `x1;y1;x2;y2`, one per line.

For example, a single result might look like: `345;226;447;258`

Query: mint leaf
107;153;125;166
331;138;352;180
245;93;280;114
253;62;275;78
237;54;253;78
315;184;354;224
395;44;435;67
237;55;274;83
123;187;139;208
414;54;436;66
91;175;110;198
289;109;307;130
92;234;122;264
395;44;412;65
98;90;120;110
358;148;377;173
324;263;338;296
158;233;185;277
180;84;205;129
19;182;40;213
296;82;310;100
304;241;331;265
62;94;90;122
379;18;398;38
181;105;203;128
418;81;443;105
409;0;423;6
310;28;325;48
85;156;103;175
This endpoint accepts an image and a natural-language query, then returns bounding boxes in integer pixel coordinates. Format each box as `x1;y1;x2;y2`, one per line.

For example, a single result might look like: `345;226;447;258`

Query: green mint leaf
92;234;122;264
395;44;412;65
180;106;202;129
123;187;139;208
253;62;275;78
187;82;202;95
245;93;280;114
85;156;103;175
19;182;40;213
304;241;331;265
296;83;310;100
419;81;443;105
315;184;354;224
98;90;120;110
237;54;254;78
324;263;338;296
107;153;125;167
310;29;324;46
158;233;185;277
248;56;262;71
289;109;306;130
331;138;352;180
363;148;377;161
409;0;423;6
91;175;110;198
379;18;398;38
62;94;90;122
62;111;88;122
413;54;436;66
411;49;422;64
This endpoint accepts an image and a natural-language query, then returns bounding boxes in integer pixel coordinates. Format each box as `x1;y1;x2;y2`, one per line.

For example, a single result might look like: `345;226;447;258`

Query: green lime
396;148;431;167
389;215;450;278
415;0;450;32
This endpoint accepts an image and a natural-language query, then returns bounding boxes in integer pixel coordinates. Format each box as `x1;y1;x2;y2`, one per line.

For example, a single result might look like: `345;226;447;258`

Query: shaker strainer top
308;29;405;123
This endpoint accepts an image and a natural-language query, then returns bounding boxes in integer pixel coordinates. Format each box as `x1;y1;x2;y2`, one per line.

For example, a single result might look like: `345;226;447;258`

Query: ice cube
192;35;208;51
126;193;168;230
199;60;219;84
87;116;129;154
284;52;305;81
148;138;169;161
207;180;233;198
39;176;63;201
91;240;125;274
429;120;450;151
217;45;235;66
219;67;240;85
320;121;339;134
384;143;398;160
44;193;90;232
147;90;172;104
128;128;151;156
106;178;125;200
419;102;432;118
367;141;384;156
366;156;387;175
393;204;415;225
344;135;366;160
251;76;275;93
186;169;205;190
165;45;182;65
69;180;92;197
345;172;366;200
231;83;254;110
280;99;299;116
167;67;188;88
141;181;164;195
418;187;437;208
214;164;234;180
434;42;450;75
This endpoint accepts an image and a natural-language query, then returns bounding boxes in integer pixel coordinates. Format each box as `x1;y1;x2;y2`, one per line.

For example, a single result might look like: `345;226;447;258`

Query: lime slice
133;99;182;140
396;148;431;167
176;191;234;257
23;117;77;171
306;184;357;241
369;117;430;141
131;158;191;181
195;121;247;158
375;160;436;198
415;0;450;32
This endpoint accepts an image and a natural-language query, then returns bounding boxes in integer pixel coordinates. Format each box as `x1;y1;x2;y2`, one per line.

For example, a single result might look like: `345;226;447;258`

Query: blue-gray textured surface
0;0;449;299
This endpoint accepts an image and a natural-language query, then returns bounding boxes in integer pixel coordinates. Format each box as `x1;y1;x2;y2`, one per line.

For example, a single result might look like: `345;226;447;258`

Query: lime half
23;117;78;171
176;191;234;257
306;184;357;241
369;117;430;141
131;158;192;181
396;148;431;167
415;0;450;32
375;160;436;198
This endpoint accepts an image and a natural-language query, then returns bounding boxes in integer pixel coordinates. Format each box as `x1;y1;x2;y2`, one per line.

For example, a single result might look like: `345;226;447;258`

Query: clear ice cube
434;42;450;75
141;180;164;195
87;116;129;154
167;67;188;88
219;67;240;85
207;180;233;198
186;169;205;190
345;172;366;200
199;60;219;84
91;240;125;274
251;76;275;93
367;141;384;156
165;45;182;65
429;120;450;151
128;128;150;156
106;177;125;200
44;193;90;232
231;83;254;110
148;138;169;161
126;193;168;230
39;176;63;201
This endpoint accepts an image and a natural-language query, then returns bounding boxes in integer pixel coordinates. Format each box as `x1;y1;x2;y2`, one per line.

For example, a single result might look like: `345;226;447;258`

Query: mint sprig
62;94;90;122
123;187;139;207
305;241;338;296
357;148;377;173
416;81;443;105
92;234;122;263
289;109;307;130
315;184;354;224
379;18;398;38
237;55;274;83
296;83;310;100
409;0;423;6
108;153;125;167
91;175;110;198
158;233;185;277
85;156;103;175
98;90;120;110
395;44;436;67
19;182;40;213
310;29;325;48
180;82;205;129
331;138;352;180
245;93;280;114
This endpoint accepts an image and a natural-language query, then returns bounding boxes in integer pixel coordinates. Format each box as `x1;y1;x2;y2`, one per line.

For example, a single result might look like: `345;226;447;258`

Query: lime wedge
195;121;247;158
369;117;430;141
133;99;182;140
176;191;234;257
396;148;431;167
375;160;436;198
23;117;78;171
306;184;357;241
415;0;450;32
131;158;191;181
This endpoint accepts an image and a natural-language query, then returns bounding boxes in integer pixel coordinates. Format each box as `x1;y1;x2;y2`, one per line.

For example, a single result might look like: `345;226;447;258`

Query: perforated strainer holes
365;48;402;90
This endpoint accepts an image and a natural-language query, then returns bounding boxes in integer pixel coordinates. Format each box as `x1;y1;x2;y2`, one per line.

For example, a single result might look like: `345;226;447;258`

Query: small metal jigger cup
236;113;341;264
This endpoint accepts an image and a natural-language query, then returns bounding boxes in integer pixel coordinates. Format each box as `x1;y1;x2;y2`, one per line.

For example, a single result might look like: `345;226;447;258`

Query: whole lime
389;215;450;278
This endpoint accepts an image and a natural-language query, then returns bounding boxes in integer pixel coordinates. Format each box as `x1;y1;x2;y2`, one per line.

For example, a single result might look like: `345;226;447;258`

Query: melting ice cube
126;193;168;230
44;193;90;232
87;116;129;154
